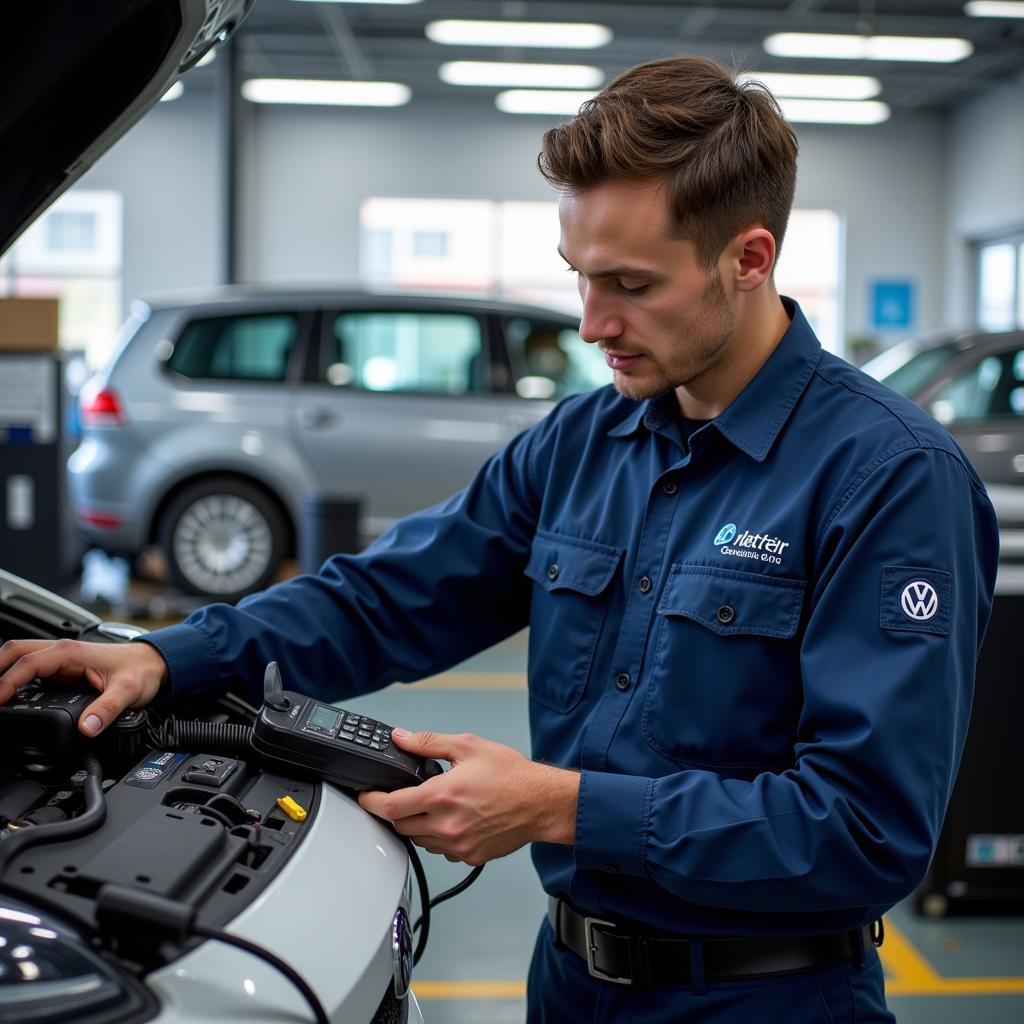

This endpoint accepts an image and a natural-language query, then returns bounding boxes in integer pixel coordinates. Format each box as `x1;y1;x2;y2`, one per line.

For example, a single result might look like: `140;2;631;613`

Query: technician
0;57;1000;1022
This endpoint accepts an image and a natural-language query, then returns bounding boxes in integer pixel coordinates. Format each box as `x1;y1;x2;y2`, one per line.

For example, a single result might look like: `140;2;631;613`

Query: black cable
399;836;431;966
0;753;106;872
421;865;484;919
193;925;330;1024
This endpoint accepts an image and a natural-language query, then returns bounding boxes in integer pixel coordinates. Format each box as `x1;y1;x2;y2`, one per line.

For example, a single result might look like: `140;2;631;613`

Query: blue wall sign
871;280;915;330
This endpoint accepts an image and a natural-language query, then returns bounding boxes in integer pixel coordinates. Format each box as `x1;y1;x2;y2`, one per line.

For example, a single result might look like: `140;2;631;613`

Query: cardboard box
0;297;59;351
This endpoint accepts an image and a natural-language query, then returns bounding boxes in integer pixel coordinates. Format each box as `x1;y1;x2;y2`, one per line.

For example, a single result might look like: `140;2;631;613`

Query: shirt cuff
573;770;654;878
137;622;221;701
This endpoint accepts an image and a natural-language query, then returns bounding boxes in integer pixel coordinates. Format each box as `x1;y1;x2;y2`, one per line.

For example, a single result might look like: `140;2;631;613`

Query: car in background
68;288;606;600
863;328;1024;486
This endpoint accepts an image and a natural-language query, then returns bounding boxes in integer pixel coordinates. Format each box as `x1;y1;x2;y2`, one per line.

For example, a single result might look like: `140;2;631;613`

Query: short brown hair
539;57;798;270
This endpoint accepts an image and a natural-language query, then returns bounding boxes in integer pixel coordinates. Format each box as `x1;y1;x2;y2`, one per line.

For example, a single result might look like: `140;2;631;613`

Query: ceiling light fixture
764;32;973;62
777;98;891;124
440;61;604;88
427;20;612;49
965;1;1024;16
495;89;598;115
241;78;411;107
737;72;881;100
289;1;423;5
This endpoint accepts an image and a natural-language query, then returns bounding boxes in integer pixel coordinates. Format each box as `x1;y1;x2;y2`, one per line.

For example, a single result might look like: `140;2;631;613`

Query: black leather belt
548;897;883;988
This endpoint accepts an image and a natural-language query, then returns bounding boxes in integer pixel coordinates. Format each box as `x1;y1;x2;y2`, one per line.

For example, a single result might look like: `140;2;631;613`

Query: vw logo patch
901;581;939;621
714;523;737;546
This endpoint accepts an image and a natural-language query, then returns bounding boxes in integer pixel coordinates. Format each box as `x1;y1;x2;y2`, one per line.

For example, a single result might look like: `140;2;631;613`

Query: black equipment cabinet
0;352;65;592
915;578;1024;916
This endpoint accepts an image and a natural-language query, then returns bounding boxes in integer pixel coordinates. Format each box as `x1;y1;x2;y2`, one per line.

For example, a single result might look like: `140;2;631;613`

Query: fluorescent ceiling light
440;61;604;88
160;82;184;102
427;20;612;49
778;98;891;124
241;78;411;107
965;1;1024;16
764;32;973;62
737;72;880;100
496;89;598;115
290;1;423;5
196;49;217;68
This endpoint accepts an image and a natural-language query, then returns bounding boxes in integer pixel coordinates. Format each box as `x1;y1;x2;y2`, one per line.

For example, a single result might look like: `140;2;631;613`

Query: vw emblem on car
901;581;939;621
392;907;413;999
714;523;737;546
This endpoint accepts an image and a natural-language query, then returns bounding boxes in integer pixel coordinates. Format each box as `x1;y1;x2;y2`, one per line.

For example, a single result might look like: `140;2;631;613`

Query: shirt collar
607;297;822;462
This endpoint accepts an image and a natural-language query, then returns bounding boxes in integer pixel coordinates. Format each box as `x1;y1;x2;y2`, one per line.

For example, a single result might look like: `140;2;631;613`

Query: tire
157;478;287;601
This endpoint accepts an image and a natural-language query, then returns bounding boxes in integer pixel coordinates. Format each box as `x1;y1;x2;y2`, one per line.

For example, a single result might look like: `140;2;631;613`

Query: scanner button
354;737;370;746
370;742;383;750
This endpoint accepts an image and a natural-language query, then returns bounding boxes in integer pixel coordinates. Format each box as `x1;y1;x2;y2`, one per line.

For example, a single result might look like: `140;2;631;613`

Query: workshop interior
1;2;1023;1022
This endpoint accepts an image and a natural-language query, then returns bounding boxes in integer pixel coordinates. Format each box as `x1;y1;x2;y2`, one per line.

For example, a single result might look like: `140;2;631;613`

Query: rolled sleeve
573;769;653;877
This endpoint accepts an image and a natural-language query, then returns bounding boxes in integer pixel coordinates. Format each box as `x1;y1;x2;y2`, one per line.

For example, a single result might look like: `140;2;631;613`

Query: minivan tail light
80;385;126;426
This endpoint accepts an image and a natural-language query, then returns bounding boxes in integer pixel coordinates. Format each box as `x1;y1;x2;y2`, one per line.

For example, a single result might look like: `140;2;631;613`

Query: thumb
390;727;458;762
79;691;127;737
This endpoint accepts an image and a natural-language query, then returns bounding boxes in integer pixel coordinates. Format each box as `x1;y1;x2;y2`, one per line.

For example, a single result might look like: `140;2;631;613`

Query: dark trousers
526;918;896;1023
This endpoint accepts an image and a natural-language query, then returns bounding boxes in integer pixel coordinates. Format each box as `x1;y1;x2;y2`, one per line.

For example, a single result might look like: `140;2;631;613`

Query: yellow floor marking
412;671;526;690
412;921;1024;1000
413;980;526;1000
882;917;1024;996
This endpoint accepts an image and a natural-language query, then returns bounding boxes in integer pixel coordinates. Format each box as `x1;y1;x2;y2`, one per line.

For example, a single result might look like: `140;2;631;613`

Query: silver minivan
68;288;605;600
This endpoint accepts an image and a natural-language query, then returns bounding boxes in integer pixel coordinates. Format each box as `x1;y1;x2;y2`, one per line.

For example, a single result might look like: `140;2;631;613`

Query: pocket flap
524;531;623;596
658;564;805;638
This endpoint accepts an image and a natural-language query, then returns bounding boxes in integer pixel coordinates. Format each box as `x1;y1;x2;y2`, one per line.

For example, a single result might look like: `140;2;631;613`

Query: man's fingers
357;785;433;822
0;639;86;703
389;727;472;762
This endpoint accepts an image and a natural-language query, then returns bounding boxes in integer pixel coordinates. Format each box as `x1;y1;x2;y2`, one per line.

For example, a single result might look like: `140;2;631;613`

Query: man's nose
578;284;623;344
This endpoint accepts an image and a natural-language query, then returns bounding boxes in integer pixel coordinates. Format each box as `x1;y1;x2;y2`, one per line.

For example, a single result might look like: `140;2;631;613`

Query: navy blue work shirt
144;299;999;937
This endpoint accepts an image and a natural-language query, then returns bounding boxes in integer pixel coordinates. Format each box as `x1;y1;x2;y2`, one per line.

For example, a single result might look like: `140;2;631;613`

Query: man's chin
612;373;664;402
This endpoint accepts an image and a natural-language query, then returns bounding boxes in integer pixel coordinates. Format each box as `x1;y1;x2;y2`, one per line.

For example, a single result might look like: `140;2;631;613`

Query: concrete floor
342;630;1024;1024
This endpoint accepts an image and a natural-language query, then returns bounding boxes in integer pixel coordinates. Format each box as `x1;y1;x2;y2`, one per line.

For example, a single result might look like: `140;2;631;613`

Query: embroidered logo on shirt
714;522;790;566
901;580;939;621
714;523;737;545
881;566;951;636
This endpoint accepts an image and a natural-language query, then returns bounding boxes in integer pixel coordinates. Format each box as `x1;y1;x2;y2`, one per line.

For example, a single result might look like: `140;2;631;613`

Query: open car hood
0;0;255;258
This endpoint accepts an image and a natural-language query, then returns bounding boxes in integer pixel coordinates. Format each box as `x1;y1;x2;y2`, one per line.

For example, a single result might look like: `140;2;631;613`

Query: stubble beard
611;271;736;403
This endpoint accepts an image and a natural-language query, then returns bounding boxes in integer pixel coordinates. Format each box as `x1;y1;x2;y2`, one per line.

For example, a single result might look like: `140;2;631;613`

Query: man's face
558;178;737;403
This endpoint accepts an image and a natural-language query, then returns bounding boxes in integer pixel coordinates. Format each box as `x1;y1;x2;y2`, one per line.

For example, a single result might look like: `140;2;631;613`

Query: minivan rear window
168;313;299;381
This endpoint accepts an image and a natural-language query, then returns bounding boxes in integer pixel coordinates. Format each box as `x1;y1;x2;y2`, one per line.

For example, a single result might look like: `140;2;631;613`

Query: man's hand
358;730;580;866
0;639;169;736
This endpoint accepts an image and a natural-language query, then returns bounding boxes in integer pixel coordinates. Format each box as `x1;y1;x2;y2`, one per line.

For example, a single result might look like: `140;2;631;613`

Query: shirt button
716;605;735;624
638;576;652;594
615;673;631;691
548;564;559;581
661;480;678;495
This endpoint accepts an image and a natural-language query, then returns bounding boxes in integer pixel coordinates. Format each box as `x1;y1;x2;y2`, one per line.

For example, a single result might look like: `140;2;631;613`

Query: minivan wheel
158;478;287;601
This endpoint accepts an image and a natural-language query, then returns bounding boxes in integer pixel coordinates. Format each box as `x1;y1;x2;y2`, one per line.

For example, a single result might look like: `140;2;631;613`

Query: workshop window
360;198;844;352
0;189;122;368
975;235;1024;332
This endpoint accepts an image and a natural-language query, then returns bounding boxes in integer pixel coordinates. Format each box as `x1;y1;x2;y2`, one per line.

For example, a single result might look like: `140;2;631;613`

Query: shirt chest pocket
642;564;806;769
524;531;623;712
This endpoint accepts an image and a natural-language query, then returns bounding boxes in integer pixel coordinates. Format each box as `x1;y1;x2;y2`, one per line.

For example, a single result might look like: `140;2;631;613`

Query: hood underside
0;0;254;257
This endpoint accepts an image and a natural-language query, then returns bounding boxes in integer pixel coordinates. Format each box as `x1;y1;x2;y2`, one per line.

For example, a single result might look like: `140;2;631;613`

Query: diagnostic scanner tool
250;663;444;792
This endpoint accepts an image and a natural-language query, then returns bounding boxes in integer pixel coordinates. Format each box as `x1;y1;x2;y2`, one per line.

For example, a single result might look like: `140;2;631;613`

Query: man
0;58;999;1022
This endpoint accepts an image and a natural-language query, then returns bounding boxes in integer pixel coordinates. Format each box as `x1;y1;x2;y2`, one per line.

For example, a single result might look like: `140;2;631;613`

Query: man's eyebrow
557;248;658;278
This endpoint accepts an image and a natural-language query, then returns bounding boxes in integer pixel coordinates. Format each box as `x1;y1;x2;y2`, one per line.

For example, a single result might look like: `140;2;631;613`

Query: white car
0;3;426;1022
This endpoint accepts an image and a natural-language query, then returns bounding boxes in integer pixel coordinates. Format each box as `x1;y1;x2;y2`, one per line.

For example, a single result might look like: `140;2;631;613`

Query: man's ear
725;227;777;292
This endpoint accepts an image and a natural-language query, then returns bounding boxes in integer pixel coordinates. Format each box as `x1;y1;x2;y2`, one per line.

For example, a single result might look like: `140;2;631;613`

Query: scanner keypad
338;713;391;751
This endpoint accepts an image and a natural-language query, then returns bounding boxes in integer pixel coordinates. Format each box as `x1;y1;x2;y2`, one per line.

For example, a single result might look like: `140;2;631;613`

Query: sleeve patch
880;565;952;636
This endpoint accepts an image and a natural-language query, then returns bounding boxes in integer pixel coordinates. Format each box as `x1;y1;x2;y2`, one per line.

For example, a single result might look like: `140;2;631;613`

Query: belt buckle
584;916;631;985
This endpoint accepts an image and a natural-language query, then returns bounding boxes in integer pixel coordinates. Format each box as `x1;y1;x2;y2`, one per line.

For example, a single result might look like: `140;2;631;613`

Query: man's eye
617;282;648;296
